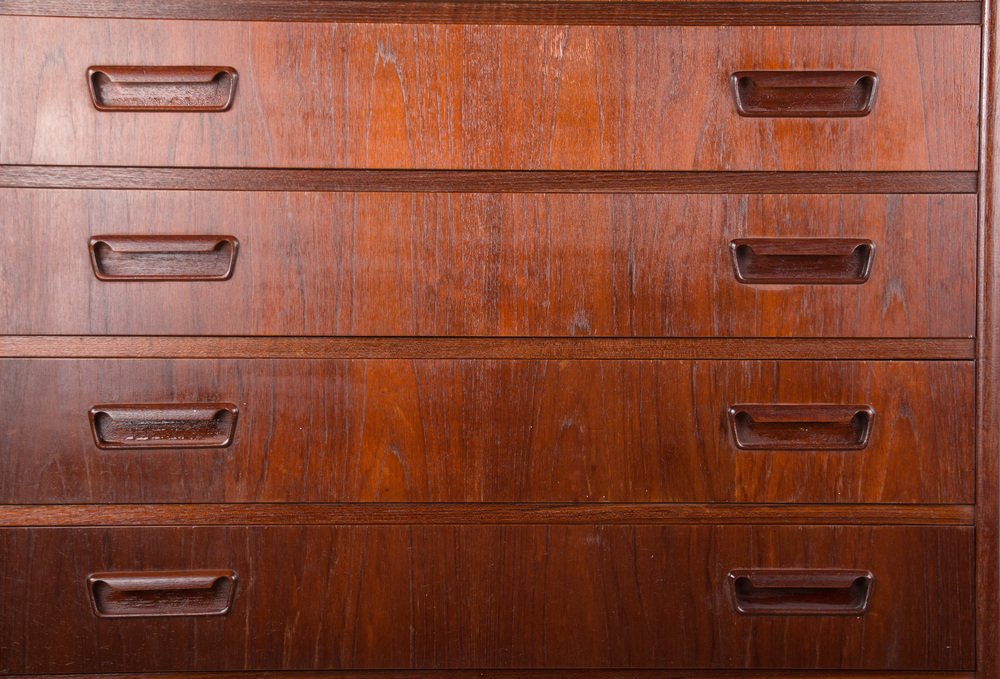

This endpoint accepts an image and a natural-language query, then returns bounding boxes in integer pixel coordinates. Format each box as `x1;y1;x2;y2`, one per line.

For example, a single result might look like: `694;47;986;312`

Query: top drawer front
1;18;979;170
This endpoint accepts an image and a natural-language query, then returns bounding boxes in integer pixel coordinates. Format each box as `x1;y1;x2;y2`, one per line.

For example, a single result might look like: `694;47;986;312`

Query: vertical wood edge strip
978;0;999;674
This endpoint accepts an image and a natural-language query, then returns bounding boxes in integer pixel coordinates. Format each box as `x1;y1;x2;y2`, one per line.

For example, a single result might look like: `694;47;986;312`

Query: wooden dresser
1;0;997;676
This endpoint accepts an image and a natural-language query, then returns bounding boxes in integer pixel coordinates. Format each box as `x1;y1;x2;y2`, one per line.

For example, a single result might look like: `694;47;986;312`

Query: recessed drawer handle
728;404;874;450
732;71;878;117
728;569;874;616
88;66;238;111
88;570;237;618
90;235;239;281
89;403;239;449
730;238;874;285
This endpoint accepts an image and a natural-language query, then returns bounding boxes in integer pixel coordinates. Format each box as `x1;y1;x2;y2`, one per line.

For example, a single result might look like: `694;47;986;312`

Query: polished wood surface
0;359;973;504
1;0;990;673
0;525;975;672
0;336;976;360
0;0;982;25
978;0;1000;672
0;167;979;193
0;503;975;527
0;19;979;170
0;191;975;337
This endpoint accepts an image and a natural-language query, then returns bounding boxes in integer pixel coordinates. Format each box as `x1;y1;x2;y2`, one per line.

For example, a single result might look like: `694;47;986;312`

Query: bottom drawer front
0;525;973;672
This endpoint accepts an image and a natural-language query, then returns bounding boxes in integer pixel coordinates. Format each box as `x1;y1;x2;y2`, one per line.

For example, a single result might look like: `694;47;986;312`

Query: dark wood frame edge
0;1;983;25
978;0;999;675
0;168;978;194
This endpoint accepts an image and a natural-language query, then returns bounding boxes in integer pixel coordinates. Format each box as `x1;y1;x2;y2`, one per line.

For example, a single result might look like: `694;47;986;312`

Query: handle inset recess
90;235;239;281
730;238;874;285
89;403;239;449
732;71;878;117
728;569;874;615
88;570;237;618
88;66;238;111
728;404;875;451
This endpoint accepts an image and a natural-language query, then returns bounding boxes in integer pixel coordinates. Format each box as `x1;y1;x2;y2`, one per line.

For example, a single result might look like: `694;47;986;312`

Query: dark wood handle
88;66;238;111
90;235;238;281
730;238;874;284
728;569;874;615
88;570;236;618
728;404;875;450
89;403;239;449
732;71;878;117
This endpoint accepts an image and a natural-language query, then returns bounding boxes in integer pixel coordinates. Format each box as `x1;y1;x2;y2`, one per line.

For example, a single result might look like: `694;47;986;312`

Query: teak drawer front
0;190;975;338
1;18;978;170
0;525;973;672
0;359;973;504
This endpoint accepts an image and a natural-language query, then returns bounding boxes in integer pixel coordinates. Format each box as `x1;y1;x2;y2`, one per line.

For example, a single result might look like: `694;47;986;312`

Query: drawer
1;18;978;170
0;191;976;337
0;525;973;672
0;359;973;504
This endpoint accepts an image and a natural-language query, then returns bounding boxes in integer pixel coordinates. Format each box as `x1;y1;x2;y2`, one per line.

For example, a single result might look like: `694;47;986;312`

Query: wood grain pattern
0;19;979;170
978;0;999;673
0;359;973;504
0;167;979;193
0;503;975;527
0;336;977;360
0;191;976;337
0;1;982;24
0;525;974;672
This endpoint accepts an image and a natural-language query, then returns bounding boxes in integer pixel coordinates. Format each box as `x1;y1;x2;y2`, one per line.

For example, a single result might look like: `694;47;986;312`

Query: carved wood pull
728;404;875;451
730;238;874;285
88;571;237;617
89;403;239;449
732;71;878;117
88;66;238;111
90;235;238;281
728;569;874;615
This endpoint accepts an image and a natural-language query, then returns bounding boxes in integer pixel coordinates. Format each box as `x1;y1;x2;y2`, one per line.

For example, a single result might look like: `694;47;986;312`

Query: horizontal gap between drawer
0;337;976;360
14;673;977;679
0;167;979;194
0;0;982;25
0;504;975;527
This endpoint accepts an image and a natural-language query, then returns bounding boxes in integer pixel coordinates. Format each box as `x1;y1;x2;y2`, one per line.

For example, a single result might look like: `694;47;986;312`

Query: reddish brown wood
731;71;878;117
0;359;973;504
978;0;1000;674
0;525;975;672
88;404;239;449
0;0;981;24
89;235;238;281
727;404;874;450
0;503;975;527
726;569;873;615
0;191;976;337
88;570;237;618
87;66;238;112
729;238;874;284
0;167;979;193
0;336;977;360
0;19;979;170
